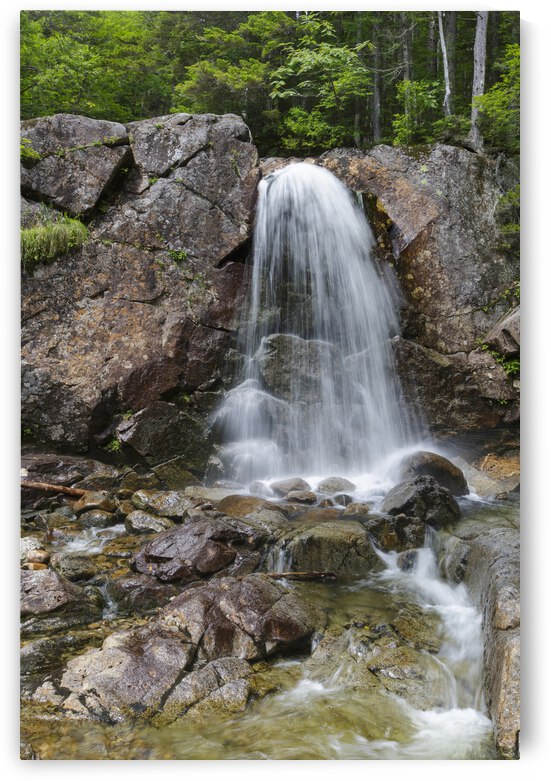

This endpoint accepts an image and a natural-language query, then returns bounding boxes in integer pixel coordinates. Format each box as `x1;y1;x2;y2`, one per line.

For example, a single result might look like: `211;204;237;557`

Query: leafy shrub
21;215;89;271
20;137;41;166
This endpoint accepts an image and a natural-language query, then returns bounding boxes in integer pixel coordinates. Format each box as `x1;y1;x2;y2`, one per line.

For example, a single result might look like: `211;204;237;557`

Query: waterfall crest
215;162;422;484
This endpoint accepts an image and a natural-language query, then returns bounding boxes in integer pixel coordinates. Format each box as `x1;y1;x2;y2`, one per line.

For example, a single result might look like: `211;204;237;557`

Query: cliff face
21;113;259;473
21;114;519;474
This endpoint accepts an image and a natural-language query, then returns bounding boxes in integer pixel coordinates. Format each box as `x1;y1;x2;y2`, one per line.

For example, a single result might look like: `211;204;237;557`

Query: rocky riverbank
20;448;519;759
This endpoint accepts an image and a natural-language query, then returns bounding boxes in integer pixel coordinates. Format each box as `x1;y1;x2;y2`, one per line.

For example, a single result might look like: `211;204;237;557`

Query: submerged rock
104;574;179;614
380;476;460;528
397;451;469;496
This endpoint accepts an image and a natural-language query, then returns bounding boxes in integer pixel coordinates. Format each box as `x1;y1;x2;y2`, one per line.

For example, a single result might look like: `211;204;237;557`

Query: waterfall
215;162;422;485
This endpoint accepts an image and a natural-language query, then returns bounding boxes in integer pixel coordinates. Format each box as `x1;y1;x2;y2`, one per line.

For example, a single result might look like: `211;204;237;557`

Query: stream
21;497;518;760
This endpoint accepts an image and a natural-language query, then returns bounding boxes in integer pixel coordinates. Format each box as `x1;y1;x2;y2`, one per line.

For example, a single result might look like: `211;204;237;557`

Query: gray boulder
380;476;460;528
21;114;130;216
397;451;469;496
483;306;520;357
125;510;175;535
20;569;102;635
131;514;276;584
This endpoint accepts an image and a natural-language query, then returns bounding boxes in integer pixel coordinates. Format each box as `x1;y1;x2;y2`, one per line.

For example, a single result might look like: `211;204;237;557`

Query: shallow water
21;501;518;760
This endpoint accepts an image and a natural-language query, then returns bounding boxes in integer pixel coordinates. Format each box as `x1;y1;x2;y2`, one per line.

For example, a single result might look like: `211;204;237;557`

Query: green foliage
476;44;520;152
392;80;440;145
21;215;89;271
20;10;520;156
476;339;520;379
168;248;188;263
280;108;348;155
104;437;121;452
20;137;41;165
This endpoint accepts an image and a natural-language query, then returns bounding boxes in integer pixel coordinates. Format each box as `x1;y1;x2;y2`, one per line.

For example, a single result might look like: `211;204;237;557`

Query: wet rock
332;493;354;506
21;630;103;678
50;553;99;582
397;451;469;496
317;477;357;494
151;457;202;490
183;486;237;506
367;644;452;710
20;536;44;562
249;481;274;498
159;574;324;663
104;574;179;614
25;549;50;565
364;513;426;551
380;476;460;528
78;509;118;529
217;494;281;519
39;574;321;723
391;605;442;653
283;521;381;575
125;510;175;535
286;490;317;504
455;525;520;758
131;515;272;584
20;569;102;635
23;563;49;571
270;477;311;497
340;501;371;517
73;492;117;515
393;337;519;434
162;657;252;720
131;489;193;520
255;334;344;404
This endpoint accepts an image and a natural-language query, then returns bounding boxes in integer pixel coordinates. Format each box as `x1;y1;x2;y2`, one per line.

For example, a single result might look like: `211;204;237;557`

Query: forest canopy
20;10;520;156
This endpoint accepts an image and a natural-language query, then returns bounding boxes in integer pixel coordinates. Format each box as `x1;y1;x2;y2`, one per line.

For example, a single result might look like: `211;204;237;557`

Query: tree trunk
353;12;362;147
438;11;452;116
401;12;411;80
371;16;382;143
428;12;438;79
444;11;457;112
468;11;489;150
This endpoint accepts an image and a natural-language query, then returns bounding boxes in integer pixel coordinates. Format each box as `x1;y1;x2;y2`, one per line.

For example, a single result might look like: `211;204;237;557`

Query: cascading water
215;162;423;485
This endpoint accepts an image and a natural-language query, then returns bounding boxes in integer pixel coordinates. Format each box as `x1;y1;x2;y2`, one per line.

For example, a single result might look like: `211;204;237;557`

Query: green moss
21;215;89;271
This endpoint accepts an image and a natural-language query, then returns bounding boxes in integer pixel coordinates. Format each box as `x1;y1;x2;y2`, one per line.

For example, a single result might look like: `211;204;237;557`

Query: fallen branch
265;571;337;581
21;480;87;497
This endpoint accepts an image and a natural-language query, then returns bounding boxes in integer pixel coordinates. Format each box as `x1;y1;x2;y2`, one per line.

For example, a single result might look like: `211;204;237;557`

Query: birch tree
437;11;452;116
468;11;489;150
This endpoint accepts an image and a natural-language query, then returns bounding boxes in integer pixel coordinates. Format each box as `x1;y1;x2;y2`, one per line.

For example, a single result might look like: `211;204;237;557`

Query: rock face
450;525;520;759
319;145;519;434
21;112;259;475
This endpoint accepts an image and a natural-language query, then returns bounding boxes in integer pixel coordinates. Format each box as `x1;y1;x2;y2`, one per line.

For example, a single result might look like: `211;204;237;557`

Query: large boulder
35;574;322;723
21;112;259;467
397;451;469;496
130;513;278;584
380;476;460;528
20;114;130;216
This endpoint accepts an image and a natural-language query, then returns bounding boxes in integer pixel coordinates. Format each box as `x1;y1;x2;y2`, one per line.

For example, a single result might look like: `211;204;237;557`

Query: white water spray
215;162;423;484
